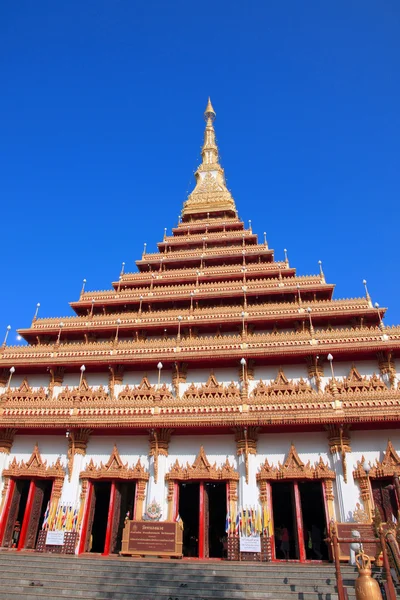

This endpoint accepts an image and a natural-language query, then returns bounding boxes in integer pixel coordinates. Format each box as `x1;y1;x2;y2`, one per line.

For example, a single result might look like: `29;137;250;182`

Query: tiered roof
0;99;399;430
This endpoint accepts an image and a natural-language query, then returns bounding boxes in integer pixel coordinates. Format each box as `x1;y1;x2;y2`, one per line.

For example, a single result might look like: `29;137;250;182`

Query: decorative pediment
256;444;335;481
251;369;317;402
166;446;238;481
57;383;110;405
327;367;387;396
354;441;400;480
80;445;149;481
1;379;47;404
182;375;241;405
2;444;65;480
117;378;173;405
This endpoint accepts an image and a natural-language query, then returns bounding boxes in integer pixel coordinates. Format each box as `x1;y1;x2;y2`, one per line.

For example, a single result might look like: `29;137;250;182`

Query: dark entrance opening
271;481;298;559
34;480;53;547
15;479;30;529
206;482;227;558
91;482;111;553
179;482;199;557
114;481;136;553
299;481;329;560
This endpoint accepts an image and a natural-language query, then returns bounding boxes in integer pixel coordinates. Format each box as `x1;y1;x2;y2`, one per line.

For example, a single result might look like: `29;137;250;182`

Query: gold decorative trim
256;444;335;481
80;444;149;482
0;428;17;454
149;428;173;483
166;446;239;482
2;444;65;500
67;428;92;481
234;426;259;484
326;424;351;483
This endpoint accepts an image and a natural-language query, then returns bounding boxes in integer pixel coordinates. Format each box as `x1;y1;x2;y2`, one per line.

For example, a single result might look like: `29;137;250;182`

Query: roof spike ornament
318;260;325;282
182;99;237;220
363;279;372;307
33;303;40;322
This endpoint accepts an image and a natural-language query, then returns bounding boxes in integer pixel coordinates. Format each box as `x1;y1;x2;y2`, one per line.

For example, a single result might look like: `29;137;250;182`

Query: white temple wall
339;429;400;522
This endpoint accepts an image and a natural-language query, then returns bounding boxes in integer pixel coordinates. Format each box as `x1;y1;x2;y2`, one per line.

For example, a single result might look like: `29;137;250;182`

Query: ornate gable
166;446;238;481
251;369;317;402
327;367;387;396
182;374;241;405
1;379;47;405
256;444;335;481
356;440;400;479
2;444;65;480
117;377;173;405
58;380;110;405
80;445;149;481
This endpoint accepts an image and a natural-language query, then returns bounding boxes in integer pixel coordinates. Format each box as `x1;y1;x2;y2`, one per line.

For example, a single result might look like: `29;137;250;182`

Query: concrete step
0;573;344;594
0;552;362;600
0;566;355;585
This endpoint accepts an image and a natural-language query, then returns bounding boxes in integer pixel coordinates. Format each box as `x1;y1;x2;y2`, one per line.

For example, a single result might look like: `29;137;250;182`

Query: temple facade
0;99;399;561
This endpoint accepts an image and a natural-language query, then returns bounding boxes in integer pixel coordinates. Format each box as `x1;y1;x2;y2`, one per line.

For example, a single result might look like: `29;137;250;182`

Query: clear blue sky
1;1;399;344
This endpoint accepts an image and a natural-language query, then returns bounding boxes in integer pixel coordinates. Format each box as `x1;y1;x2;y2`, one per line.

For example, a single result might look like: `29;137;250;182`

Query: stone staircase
0;552;363;599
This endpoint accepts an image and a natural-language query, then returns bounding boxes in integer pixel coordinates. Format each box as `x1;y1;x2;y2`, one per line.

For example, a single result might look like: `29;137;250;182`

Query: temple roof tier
19;304;383;345
172;218;245;236
157;230;258;251
3;324;398;370
71;276;334;316
113;261;292;289
137;242;273;264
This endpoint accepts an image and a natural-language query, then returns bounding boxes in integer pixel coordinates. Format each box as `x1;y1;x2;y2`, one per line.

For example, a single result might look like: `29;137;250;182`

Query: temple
0;99;399;562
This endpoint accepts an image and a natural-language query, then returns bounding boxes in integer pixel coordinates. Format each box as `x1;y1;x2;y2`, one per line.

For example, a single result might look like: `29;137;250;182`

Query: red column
103;482;116;556
293;482;306;562
17;480;36;551
199;482;204;559
267;482;276;560
173;482;179;520
78;480;92;554
0;479;15;545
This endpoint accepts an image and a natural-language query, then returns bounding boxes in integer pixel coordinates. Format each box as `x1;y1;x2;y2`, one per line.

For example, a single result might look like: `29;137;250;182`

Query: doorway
179;482;200;557
271;480;329;562
178;481;227;559
90;482;111;553
114;481;136;553
1;478;53;550
271;482;298;559
206;482;227;558
298;481;329;560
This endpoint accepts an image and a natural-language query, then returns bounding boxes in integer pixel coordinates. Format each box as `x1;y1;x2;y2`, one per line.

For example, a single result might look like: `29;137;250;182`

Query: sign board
240;536;261;553
120;520;183;558
336;523;377;560
45;531;65;546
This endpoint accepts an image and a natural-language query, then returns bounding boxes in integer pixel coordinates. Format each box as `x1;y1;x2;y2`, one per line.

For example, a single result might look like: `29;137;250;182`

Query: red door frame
78;480;93;554
293;482;306;562
102;481;116;556
198;482;205;558
0;479;15;545
17;480;36;550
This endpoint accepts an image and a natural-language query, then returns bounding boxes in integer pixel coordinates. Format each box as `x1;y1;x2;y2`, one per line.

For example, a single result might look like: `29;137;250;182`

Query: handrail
327;521;397;600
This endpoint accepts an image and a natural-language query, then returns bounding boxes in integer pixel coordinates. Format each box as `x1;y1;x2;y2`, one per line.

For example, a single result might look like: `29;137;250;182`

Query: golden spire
182;99;237;219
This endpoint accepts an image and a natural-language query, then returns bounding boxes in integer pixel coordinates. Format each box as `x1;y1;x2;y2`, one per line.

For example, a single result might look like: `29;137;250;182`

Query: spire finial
204;97;216;121
181;99;236;219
